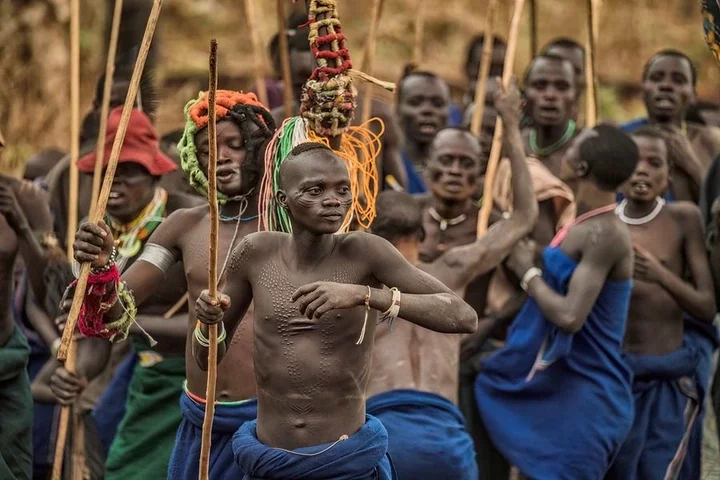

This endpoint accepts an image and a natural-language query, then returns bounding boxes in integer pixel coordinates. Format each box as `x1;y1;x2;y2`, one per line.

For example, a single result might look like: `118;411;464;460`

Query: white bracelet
520;267;542;292
378;287;401;330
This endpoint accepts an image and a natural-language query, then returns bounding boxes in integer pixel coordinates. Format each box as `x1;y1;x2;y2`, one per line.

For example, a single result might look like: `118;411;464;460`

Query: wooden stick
71;408;85;480
529;0;538;57
244;0;269;107
477;0;526;236
412;0;426;66
277;0;294;119
66;0;80;260
470;0;499;136
57;0;163;362
361;0;384;123
584;0;599;127
199;38;220;480
164;292;189;319
90;0;125;214
51;339;76;480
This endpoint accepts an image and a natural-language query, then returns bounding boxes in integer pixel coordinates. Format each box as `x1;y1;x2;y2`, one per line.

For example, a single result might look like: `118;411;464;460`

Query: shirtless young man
476;125;639;479
366;81;537;480
607;127;716;480
396;70;451;194
523;54;582;181
67;92;276;480
189;141;477;479
623;50;720;202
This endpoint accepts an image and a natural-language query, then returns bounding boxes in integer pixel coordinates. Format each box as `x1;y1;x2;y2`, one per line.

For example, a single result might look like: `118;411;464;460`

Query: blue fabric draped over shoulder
366;389;477;480
168;392;257;480
232;415;395;480
475;246;634;480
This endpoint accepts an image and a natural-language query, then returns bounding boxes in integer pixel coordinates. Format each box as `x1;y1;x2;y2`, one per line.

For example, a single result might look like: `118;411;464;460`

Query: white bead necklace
615;197;665;225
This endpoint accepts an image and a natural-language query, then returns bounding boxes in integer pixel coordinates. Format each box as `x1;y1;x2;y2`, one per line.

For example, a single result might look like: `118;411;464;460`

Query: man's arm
635;204;716;322
506;226;622;334
293;233;477;334
193;235;255;370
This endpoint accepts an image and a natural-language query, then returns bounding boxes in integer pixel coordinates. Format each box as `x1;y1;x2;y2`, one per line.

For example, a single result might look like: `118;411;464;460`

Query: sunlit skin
643;55;695;126
620;135;716;356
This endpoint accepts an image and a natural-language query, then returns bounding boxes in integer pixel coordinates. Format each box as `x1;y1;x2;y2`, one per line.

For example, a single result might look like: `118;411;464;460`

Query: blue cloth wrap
232;415;394;480
92;349;137;455
607;343;702;480
168;391;258;480
475;246;634;480
401;151;428;194
366;389;478;480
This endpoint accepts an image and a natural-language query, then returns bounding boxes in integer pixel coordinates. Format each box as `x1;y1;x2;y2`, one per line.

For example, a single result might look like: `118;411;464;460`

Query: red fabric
72;264;122;339
77;107;177;176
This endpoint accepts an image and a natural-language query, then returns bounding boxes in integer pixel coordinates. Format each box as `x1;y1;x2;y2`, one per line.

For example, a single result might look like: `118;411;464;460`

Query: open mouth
443;180;464;192
108;191;125;207
631;180;651;195
216;169;238;183
653;95;677;109
418;121;438;136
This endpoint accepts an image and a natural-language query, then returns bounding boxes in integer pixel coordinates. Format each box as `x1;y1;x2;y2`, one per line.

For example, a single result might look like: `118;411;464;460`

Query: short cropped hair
397;69;444;103
642;49;697;87
523;53;577;88
580;124;640;191
370;191;425;242
541;37;586;58
465;33;507;75
630;126;673;169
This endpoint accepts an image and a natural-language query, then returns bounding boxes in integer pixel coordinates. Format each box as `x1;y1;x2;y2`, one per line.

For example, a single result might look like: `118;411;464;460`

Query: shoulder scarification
228;234;257;274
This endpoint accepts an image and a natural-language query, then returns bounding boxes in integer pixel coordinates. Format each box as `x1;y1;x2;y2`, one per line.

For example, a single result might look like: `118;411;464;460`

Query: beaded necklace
530;120;577;156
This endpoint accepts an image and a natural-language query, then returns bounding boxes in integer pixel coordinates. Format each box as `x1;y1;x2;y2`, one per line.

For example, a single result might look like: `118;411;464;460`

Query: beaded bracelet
91;246;118;275
194;322;227;348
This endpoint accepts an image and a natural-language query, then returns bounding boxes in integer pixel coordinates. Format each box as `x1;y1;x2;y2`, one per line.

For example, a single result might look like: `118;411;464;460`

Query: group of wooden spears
3;0;720;479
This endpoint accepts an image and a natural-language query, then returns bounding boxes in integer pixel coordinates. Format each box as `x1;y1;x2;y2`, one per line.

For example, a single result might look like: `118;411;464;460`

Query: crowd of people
2;1;720;479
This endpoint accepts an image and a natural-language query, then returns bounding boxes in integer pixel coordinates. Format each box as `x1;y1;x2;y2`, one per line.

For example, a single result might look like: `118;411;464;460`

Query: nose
543;87;559;101
449;158;463;174
322;195;341;207
634;160;651;176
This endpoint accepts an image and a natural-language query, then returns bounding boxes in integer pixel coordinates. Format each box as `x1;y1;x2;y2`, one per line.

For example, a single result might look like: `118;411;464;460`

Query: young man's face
196;119;258;197
544;45;586;91
643;55;695;123
426;130;482;202
279;150;353;234
397;75;450;146
107;163;156;221
624;135;670;202
525;58;577;127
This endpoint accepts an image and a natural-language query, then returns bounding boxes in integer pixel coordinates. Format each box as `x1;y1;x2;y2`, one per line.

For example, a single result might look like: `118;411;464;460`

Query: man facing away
365;80;537;480
475;124;639;479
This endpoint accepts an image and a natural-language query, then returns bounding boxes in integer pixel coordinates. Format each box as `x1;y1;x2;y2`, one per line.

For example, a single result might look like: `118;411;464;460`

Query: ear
575;160;589;178
275;189;288;208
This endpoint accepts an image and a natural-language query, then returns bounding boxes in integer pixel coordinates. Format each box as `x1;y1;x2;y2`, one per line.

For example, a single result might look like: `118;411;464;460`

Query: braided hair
178;91;276;203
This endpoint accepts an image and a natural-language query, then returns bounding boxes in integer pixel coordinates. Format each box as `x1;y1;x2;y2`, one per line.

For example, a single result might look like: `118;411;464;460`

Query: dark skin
709;198;720;303
506;129;634;334
544;45;586;92
194;149;477;450
643;55;720;200
523;57;580;178
55;120;261;404
621;135;715;355
397;75;451;171
465;42;507;106
370;82;538;403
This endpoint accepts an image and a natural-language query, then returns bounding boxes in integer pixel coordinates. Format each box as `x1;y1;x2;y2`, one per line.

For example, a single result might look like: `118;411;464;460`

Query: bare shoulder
574;214;630;259
227;231;283;273
167;192;205;212
666;201;703;226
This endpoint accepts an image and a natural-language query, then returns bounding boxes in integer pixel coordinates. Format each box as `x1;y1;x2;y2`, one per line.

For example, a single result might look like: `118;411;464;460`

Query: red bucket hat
77;107;177;176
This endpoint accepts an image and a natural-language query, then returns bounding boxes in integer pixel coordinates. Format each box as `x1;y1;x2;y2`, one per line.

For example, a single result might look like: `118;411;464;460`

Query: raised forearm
657;267;716;322
368;287;477;334
505;117;538;225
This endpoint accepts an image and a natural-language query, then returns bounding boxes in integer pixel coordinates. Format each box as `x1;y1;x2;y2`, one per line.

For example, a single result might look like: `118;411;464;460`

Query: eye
556;82;570;92
438;155;453;166
337;185;350;195
671;73;688;85
432;97;447;108
407;97;422;107
306;186;322;195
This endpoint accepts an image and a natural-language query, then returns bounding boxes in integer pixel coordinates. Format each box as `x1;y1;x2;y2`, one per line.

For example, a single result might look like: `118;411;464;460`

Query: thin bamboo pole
412;0;426;66
244;0;269;107
477;0;526;236
470;0;499;136
66;0;80;260
90;0;125;214
529;0;538;57
277;0;294;119
584;0;599;127
198;38;221;480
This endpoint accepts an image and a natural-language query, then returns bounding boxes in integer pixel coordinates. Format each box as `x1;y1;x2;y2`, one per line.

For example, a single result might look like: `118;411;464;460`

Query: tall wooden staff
413;0;426;66
277;0;294;119
477;0;526;235
66;0;80;260
199;39;220;480
584;0;599;127
91;0;125;213
53;2;164;475
529;0;538;57
470;0;499;136
244;0;269;107
360;0;384;123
